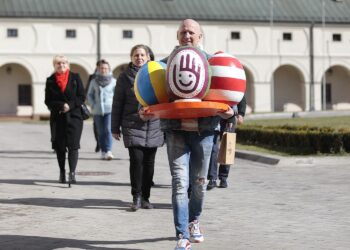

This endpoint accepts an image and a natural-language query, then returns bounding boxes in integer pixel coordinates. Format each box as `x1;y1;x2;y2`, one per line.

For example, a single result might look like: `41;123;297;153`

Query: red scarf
55;70;70;93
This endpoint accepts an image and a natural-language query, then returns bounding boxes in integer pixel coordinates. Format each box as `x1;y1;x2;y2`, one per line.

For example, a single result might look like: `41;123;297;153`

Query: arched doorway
273;65;305;112
70;64;89;90
243;66;254;113
321;65;350;110
113;63;128;79
0;63;32;116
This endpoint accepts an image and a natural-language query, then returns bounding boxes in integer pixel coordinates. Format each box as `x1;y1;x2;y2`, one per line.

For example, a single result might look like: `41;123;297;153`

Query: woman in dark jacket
111;44;164;211
45;55;85;184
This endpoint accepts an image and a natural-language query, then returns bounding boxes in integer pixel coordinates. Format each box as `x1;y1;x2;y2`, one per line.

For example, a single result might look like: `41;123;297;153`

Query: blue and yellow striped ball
134;61;169;107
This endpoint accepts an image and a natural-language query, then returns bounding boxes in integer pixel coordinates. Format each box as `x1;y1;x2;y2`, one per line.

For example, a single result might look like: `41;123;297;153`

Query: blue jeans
166;131;214;239
94;113;112;153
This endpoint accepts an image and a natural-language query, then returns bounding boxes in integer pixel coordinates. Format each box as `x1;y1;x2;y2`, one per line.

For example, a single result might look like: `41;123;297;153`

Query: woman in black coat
45;55;85;184
111;45;164;211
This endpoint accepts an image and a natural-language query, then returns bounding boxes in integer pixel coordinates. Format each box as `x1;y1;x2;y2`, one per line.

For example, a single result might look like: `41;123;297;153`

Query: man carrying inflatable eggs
138;19;245;250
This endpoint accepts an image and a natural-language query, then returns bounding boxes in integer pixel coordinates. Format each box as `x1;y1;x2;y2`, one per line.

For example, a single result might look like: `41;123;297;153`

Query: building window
332;33;341;42
7;28;18;38
66;29;76;38
231;32;240;40
123;30;133;39
18;85;32;105
283;32;292;41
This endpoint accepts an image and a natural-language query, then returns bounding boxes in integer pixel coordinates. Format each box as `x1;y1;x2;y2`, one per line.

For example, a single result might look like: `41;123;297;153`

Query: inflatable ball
134;61;169;106
166;46;211;100
204;51;246;105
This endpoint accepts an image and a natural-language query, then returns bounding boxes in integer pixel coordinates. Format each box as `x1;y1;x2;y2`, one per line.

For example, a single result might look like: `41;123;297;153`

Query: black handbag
81;103;91;120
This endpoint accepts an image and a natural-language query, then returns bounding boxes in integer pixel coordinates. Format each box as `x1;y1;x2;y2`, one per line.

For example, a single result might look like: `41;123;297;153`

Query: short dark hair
96;59;110;71
96;59;108;67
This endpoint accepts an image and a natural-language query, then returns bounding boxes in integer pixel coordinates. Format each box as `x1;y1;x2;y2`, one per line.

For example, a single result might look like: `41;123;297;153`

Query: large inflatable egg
203;51;246;105
134;61;169;107
166;46;211;100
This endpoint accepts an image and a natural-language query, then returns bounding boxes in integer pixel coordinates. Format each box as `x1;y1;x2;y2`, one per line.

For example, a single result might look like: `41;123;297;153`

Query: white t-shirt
181;119;199;131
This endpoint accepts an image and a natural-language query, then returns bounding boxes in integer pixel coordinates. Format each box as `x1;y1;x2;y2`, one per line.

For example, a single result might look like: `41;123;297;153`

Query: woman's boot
69;172;76;184
59;170;66;183
141;198;154;209
131;196;141;211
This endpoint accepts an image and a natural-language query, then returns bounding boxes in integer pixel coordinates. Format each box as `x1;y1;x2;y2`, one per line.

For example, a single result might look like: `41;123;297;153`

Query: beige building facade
1;18;350;117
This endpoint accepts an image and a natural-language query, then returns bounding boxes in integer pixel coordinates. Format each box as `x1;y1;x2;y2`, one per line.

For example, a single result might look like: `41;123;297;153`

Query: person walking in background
86;60;102;153
112;44;164;211
45;55;85;184
207;95;247;190
87;59;116;160
140;19;234;250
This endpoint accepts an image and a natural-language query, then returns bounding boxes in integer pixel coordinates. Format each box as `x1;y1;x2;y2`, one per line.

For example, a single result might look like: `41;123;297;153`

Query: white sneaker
174;238;191;250
189;220;204;243
105;151;114;160
100;152;106;160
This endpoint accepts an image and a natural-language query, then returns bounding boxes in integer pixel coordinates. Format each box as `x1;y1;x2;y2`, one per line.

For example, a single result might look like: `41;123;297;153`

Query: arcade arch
113;63;129;79
70;63;89;89
273;65;305;112
0;63;32;116
321;65;350;110
243;66;254;113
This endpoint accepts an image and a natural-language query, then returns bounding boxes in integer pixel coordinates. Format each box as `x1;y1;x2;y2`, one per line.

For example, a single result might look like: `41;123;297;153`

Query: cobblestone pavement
0;121;349;250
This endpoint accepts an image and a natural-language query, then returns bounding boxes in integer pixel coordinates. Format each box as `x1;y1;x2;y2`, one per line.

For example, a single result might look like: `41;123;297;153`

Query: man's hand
139;107;155;121
236;115;244;125
217;106;234;119
112;133;121;141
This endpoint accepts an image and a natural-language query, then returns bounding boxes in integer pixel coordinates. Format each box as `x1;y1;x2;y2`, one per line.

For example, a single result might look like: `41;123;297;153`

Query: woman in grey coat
111;44;164;211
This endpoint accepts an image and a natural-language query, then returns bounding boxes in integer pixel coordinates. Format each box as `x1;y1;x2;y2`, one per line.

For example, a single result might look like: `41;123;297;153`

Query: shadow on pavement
0;179;171;189
0;235;175;250
0;179;130;187
0;197;172;210
0;150;54;154
0;155;127;161
0;150;128;161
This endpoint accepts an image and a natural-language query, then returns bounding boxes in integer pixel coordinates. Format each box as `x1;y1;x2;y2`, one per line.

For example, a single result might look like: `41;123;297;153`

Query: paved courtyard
0;121;349;250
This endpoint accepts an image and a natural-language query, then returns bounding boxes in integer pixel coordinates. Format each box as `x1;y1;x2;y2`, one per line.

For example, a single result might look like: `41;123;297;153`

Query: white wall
0;18;350;116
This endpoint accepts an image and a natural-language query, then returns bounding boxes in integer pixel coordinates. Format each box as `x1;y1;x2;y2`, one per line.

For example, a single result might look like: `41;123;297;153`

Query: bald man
177;19;203;47
157;19;234;250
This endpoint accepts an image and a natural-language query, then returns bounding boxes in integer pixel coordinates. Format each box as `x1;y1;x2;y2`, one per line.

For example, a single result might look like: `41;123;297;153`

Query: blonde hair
53;55;69;67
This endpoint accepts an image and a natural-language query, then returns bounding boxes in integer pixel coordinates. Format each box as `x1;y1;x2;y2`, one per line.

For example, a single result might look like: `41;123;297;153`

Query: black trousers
128;147;157;200
207;133;219;180
56;149;78;173
218;164;230;181
207;121;235;181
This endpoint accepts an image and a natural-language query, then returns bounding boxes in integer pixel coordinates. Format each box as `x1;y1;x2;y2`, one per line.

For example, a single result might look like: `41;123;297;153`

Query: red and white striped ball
203;51;246;105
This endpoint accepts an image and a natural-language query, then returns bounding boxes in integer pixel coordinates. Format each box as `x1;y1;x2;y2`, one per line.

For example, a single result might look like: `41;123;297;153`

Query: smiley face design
176;53;200;89
167;47;209;99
